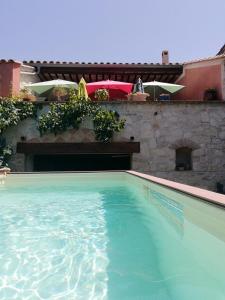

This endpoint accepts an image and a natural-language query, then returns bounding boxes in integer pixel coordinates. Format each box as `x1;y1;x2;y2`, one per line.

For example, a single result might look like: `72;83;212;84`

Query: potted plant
203;88;218;101
19;88;36;101
50;86;69;102
127;92;149;101
95;89;109;101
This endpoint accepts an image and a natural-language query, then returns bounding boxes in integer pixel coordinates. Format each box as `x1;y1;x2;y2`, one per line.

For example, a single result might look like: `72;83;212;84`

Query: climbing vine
0;94;126;167
0;98;37;134
0;98;37;167
93;109;125;142
38;99;125;142
39;101;89;135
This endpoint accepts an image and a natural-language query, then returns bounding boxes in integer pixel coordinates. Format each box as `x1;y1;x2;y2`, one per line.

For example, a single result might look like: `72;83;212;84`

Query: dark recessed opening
33;154;131;171
175;147;192;171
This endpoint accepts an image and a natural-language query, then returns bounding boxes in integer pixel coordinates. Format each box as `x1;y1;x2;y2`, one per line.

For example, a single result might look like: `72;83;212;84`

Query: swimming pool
0;172;225;299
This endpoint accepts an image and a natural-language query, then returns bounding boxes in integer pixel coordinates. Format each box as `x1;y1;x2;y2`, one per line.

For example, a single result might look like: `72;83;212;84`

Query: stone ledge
127;170;225;208
34;100;225;105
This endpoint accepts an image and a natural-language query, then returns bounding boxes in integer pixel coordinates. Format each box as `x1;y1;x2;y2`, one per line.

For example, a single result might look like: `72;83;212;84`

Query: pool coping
126;171;225;208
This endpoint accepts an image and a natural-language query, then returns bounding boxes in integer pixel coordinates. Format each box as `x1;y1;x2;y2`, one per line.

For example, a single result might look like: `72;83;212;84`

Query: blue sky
0;0;224;63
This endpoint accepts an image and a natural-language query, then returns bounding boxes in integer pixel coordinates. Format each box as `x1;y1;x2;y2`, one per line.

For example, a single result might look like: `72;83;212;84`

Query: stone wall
4;101;225;191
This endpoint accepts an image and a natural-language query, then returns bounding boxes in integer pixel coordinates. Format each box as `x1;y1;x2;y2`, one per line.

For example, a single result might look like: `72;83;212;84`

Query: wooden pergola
23;61;183;83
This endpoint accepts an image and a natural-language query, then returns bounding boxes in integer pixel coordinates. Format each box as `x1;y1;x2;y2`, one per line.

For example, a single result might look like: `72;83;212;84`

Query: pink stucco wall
0;62;21;97
175;60;224;101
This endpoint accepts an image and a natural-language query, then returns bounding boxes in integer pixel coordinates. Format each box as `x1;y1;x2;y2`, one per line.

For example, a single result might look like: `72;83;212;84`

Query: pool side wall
126;170;225;207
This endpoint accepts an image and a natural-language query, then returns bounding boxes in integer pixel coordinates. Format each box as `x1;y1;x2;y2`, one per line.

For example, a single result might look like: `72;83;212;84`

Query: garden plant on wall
0;98;37;167
0;90;126;168
95;89;109;101
38;93;125;142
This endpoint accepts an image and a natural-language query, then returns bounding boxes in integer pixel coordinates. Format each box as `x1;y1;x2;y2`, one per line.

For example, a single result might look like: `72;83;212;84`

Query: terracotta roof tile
0;59;21;64
21;60;182;66
18;60;183;84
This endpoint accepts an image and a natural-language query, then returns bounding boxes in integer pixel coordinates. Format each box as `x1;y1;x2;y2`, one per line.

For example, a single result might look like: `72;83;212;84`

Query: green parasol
143;81;184;100
25;79;78;96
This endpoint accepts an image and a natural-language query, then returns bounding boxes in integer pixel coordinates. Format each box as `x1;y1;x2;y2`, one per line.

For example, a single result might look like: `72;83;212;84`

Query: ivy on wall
0;98;37;134
38;99;125;143
0;95;126;167
0;98;37;166
93;109;125;142
38;101;92;136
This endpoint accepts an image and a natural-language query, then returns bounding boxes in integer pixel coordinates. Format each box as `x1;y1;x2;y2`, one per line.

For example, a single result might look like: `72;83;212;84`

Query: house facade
1;47;225;191
175;54;225;101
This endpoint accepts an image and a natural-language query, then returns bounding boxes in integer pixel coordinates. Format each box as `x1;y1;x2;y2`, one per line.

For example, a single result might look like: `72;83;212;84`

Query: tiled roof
0;59;19;64
0;59;182;67
0;59;183;83
23;61;182;84
22;60;181;66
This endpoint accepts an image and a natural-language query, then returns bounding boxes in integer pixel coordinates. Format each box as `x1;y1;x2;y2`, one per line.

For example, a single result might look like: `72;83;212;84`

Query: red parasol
86;80;133;100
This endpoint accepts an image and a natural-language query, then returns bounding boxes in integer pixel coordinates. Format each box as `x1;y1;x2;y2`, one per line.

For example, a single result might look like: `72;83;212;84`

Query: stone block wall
108;102;225;191
4;101;225;191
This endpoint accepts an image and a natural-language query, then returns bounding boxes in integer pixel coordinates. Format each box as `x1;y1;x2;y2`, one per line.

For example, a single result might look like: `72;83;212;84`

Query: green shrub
0;98;36;134
38;98;125;142
95;89;109;101
93;109;125;142
0;98;36;168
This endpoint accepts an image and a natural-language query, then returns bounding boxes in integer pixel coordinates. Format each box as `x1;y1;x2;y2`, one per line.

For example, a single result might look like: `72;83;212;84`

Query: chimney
162;50;169;64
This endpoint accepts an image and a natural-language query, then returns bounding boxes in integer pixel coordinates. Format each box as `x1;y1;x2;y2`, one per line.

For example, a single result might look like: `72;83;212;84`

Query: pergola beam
17;142;140;155
31;63;183;83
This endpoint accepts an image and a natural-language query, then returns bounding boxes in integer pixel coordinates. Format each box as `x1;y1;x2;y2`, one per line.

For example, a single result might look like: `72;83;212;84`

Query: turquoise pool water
0;172;225;299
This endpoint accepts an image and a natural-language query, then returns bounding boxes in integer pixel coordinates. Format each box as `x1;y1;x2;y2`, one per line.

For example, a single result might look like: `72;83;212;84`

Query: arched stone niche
169;138;200;150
